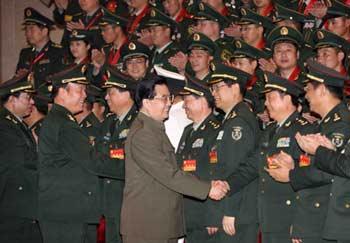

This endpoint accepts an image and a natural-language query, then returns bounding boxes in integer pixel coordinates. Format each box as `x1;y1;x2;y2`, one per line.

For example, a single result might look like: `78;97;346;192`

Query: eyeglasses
151;94;175;103
209;83;228;93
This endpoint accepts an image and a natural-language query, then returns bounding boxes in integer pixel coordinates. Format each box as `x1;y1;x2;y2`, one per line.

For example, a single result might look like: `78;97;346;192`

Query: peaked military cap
102;66;137;90
237;7;275;30
324;0;350;19
208;62;251;88
120;41;150;61
23;7;55;28
314;29;350;52
304;59;349;88
0;73;35;97
34;83;53;104
273;3;315;23
232;40;270;59
193;2;230;28
48;64;89;87
273;0;299;10
145;8;178;30
187;32;217;56
86;84;106;105
99;7;128;27
262;72;304;97
180;73;212;99
69;29;92;42
266;26;303;48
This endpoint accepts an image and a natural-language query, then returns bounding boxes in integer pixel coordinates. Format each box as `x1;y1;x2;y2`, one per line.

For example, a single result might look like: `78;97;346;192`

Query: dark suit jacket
120;112;210;240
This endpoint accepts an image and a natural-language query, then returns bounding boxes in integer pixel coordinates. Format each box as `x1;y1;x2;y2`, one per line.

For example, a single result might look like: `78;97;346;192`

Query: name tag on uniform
209;150;218;164
277;137;290;148
216;130;224;140
299;154;311;167
110;148;124;159
183;160;196;172
192;138;204;148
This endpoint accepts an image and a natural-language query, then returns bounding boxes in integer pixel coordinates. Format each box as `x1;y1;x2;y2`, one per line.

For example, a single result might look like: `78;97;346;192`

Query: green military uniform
38;64;122;243
145;8;183;72
289;60;350;243
175;75;220;243
225;72;313;243
0;75;42;243
95;67;138;243
17;8;65;88
207;63;260;243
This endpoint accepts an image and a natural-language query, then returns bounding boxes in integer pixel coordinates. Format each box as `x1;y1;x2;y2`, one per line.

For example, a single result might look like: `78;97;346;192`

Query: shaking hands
209;180;230;200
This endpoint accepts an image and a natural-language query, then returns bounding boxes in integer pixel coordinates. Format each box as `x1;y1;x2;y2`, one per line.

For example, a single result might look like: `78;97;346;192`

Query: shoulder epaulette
296;117;309;126
208;120;220;129
334;113;341;122
228;111;237;120
51;42;62;48
67;114;76;122
106;112;114;118
5;115;18;124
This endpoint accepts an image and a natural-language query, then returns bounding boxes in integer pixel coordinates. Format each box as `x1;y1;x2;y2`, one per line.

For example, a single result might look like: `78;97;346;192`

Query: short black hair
134;76;168;109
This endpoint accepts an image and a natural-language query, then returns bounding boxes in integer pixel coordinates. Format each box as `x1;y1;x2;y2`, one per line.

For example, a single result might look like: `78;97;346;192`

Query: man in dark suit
0;74;42;243
120;76;229;243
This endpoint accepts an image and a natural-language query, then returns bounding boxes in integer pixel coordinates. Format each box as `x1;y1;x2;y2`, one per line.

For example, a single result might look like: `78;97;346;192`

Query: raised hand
209;180;230;200
295;132;322;155
91;49;106;69
66;20;85;31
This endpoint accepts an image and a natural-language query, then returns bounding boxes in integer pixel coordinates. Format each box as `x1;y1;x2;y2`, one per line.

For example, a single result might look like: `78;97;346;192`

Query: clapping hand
295;132;334;155
265;151;295;182
209;180;230;200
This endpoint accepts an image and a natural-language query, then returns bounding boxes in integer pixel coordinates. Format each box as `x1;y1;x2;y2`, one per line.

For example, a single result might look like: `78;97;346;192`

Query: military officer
96;66;138;243
120;41;151;81
223;72;312;243
176;75;220;243
16;7;65;89
38;64;123;243
146;7;183;72
207;63;260;243
323;0;350;41
253;0;274;17
0;74;42;243
266;60;350;243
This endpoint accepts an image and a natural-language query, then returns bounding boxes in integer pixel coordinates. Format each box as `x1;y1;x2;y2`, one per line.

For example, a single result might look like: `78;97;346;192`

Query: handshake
208;180;230;200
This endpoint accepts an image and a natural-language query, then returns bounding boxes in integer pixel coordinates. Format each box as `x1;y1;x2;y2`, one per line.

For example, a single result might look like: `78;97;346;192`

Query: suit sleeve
314;146;350;178
130;127;211;200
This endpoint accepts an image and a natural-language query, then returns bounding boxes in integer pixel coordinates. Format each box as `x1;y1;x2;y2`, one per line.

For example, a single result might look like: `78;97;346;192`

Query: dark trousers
122;236;178;243
262;232;291;243
0;217;42;243
40;221;97;243
105;217;121;243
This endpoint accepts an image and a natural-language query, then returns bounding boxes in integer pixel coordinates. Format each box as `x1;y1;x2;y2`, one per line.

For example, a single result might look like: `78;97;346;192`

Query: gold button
262;178;265;182
18;186;23;191
106;180;111;184
330;193;333;197
345;204;350;209
286;200;291;206
296;195;300;200
314;202;320;208
331;179;334;183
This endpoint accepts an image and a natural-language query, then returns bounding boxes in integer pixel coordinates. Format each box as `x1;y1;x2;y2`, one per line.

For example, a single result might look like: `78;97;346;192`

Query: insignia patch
150;9;156;17
240;8;247;15
209;150;218;164
232;126;242;141
72;30;78;36
119;129;129;139
221;49;232;62
183;159;196;171
277;137;290;148
299;154;311;167
317;31;324;40
110;148;124;159
199;3;204;11
26;9;31;17
192;138;204;148
193;33;200;41
129;42;136;50
217;130;224;140
332;133;344;148
235;40;242;48
280;26;288;36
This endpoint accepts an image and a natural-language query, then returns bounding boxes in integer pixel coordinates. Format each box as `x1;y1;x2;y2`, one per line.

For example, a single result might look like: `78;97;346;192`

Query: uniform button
87;191;92;196
106;180;111;184
296;196;300;200
314;202;320;208
331;179;334;183
261;190;264;194
18;186;23;191
209;171;213;175
261;178;265;182
330;193;333;197
260;152;264;155
345;204;350;209
286;200;291;206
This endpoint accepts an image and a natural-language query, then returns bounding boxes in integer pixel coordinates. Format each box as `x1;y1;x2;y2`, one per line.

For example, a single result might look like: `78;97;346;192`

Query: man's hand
168;51;187;74
258;58;277;73
206;227;219;235
295;132;325;155
91;49;106;69
222;216;236;236
265;151;294;182
66;19;85;31
209;180;230;200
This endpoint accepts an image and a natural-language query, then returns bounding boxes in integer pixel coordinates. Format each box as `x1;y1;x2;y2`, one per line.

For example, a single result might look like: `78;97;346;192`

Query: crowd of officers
3;0;350;242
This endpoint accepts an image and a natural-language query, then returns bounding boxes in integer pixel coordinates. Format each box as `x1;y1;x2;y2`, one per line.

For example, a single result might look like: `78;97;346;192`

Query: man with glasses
0;73;42;243
207;63;260;243
120;41;151;81
120;76;229;243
